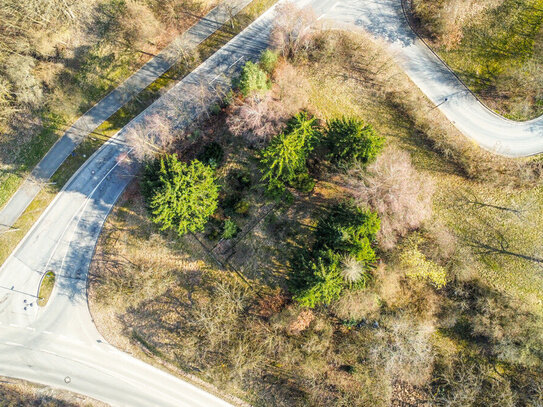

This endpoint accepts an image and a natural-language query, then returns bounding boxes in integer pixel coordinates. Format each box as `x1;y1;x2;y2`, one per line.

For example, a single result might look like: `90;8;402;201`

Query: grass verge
37;271;55;307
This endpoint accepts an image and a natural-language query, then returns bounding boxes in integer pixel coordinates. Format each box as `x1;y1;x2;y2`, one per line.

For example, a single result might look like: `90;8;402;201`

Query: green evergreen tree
290;203;380;308
260;112;320;191
259;49;279;74
325;117;384;167
293;250;344;308
141;154;218;236
314;203;380;261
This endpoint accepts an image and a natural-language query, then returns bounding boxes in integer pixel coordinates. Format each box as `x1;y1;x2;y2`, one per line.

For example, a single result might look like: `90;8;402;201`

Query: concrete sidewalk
0;0;252;233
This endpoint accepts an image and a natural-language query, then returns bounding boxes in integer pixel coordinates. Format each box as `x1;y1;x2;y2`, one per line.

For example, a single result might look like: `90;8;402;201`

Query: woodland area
0;0;218;208
89;5;543;406
410;0;543;119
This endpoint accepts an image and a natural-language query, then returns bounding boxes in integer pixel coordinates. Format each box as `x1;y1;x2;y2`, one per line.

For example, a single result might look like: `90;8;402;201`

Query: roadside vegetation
0;378;105;407
410;0;543;119
0;0;223;209
0;0;277;266
37;271;56;307
90;5;543;406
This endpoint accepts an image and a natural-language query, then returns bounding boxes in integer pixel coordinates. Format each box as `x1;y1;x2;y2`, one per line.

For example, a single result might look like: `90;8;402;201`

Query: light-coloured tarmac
0;0;542;405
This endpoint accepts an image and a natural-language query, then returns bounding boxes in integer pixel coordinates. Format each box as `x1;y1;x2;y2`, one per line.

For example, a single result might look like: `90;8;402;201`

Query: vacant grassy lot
411;0;543;119
90;29;543;406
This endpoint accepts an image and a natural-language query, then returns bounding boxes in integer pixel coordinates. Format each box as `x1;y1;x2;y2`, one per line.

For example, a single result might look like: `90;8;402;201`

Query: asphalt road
0;0;253;234
0;0;542;405
0;0;292;405
325;0;543;157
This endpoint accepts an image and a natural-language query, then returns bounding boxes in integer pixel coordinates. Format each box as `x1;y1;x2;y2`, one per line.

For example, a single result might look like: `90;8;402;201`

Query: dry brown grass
0;377;106;407
411;0;502;49
88;25;543;407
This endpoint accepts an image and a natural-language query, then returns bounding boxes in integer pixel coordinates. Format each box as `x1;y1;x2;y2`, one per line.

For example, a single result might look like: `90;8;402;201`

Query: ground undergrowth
89;26;543;407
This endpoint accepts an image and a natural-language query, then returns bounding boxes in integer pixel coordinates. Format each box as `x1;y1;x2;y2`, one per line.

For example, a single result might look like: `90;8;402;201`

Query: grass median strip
0;0;277;266
37;271;55;307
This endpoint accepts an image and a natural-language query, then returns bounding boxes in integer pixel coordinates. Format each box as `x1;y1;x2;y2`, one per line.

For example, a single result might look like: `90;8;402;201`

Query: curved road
0;0;542;405
0;0;254;233
326;0;543;157
0;1;279;405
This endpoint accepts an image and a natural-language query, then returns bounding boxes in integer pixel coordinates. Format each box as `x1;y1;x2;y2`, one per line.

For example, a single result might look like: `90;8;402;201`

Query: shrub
260;49;279;74
271;3;316;59
141;155;218;236
232;170;251;191
325;117;384;168
197;142;224;168
289;172;316;193
237;61;270;96
400;241;447;289
222;193;240;215
222;218;239;239
234;199;250;216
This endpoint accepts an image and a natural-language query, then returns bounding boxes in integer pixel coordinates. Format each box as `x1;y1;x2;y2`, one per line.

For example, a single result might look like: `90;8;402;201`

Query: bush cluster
259;113;385;198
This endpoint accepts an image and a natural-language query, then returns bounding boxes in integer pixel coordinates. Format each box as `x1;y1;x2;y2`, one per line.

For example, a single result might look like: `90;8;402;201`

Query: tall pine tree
142;154;218;236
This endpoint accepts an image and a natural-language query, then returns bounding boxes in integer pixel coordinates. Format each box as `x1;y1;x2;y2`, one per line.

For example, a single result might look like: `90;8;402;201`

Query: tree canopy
290;203;380;308
260;112;320;192
142;154;218;236
325;117;384;167
238;61;270;96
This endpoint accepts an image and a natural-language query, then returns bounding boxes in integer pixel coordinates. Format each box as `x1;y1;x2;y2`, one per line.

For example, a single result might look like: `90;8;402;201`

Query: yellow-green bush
401;243;447;289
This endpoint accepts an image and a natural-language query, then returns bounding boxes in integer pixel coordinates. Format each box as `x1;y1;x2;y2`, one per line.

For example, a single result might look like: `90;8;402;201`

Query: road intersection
0;0;542;405
0;1;279;405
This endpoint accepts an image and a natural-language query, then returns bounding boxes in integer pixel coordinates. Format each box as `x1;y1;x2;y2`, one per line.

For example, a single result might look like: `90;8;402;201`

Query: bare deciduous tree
226;94;282;147
270;2;317;59
226;61;310;148
126;114;174;161
349;147;434;250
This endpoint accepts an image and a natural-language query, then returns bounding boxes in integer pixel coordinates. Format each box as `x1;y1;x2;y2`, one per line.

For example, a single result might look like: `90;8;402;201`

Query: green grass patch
37;271;55;307
432;0;543;119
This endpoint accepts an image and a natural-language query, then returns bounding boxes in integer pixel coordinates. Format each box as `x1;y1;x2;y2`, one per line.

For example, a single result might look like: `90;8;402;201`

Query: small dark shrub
289;173;315;193
231;169;252;191
234;200;250;216
197;142;224;168
222;193;242;217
